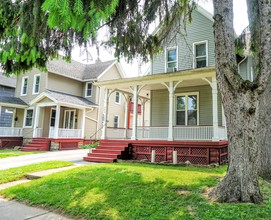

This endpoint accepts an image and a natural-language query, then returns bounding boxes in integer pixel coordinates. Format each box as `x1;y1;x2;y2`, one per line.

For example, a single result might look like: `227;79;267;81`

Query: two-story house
4;59;127;151
83;6;231;164
0;72;27;148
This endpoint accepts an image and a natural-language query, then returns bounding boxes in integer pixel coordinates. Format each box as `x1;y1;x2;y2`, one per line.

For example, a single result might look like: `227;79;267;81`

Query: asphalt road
0;149;94;170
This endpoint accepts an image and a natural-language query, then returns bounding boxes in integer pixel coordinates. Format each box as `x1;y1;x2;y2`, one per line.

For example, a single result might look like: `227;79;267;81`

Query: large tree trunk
209;0;263;203
258;83;271;180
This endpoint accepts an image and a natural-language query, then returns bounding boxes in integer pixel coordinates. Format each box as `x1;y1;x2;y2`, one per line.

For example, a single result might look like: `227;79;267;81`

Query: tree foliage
0;0;195;75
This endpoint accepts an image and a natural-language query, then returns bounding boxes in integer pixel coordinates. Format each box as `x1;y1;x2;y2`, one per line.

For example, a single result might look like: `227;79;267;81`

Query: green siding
151;85;223;126
152;9;215;74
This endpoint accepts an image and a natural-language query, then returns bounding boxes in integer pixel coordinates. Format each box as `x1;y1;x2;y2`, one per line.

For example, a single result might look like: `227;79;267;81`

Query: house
83;6;230;164
1;59;127;151
0;72;27;148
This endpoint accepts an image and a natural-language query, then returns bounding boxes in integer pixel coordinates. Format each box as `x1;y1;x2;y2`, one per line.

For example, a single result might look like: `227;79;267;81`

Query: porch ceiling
95;67;216;91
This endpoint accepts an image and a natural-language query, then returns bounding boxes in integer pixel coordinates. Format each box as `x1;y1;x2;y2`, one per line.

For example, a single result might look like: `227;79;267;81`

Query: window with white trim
85;82;92;97
115;91;120;104
166;47;177;69
176;93;199;126
33;74;40;94
114;115;119;128
193;41;208;68
21;77;28;95
24;109;33;127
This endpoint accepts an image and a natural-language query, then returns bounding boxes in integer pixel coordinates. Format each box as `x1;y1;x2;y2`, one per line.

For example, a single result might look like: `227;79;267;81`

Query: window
24;109;33;127
176;93;199;126
115;91;120;104
166;47;177;70
114;115;119;128
33;74;40;94
85;82;92;97
193;41;208;68
21;77;28;95
50;109;56;127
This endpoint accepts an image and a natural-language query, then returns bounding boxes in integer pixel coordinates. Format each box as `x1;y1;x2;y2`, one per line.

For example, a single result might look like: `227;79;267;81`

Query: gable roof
47;59;120;81
0;72;16;88
30;90;98;108
0;96;27;107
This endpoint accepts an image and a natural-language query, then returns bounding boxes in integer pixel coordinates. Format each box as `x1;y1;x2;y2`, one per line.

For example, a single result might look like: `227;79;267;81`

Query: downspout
237;56;247;77
96;85;101;140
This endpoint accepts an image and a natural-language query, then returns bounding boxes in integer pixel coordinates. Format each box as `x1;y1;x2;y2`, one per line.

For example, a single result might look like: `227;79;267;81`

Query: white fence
0;127;23;137
49;127;82;138
107;128;132;139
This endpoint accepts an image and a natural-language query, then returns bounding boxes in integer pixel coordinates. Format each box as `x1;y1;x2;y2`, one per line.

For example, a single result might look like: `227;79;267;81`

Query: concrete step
26;143;49;148
83;156;116;163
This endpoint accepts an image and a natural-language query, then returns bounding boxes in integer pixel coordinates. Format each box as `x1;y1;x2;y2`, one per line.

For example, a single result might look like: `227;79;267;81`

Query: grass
0;161;73;184
1;163;271;220
0;149;39;159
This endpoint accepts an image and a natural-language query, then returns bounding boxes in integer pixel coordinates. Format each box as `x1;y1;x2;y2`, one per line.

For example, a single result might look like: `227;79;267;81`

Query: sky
72;0;249;77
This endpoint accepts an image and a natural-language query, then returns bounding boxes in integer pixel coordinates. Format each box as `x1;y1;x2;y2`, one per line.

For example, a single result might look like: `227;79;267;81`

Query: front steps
21;138;51;151
83;140;131;163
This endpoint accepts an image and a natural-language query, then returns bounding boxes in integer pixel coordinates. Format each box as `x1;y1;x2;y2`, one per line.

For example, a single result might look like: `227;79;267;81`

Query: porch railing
49;127;82;138
137;126;168;140
107;127;132;139
34;128;43;138
136;126;227;141
218;126;227;140
174;126;213;140
0;127;23;137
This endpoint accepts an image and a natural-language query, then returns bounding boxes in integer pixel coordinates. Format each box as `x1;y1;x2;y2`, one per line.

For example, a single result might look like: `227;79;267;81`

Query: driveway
0;149;94;170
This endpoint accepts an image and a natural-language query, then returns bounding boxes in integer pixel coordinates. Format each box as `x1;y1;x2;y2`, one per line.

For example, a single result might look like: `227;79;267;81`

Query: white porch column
33;106;40;138
101;88;109;139
81;109;86;138
54;104;61;138
212;77;219;141
123;94;129;139
131;85;139;140
168;81;174;141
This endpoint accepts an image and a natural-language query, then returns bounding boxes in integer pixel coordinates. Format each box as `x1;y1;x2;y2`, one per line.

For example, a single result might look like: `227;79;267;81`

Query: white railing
0;127;23;137
218;126;228;140
137;127;168;140
107;128;132;139
49;127;82;138
174;126;213;140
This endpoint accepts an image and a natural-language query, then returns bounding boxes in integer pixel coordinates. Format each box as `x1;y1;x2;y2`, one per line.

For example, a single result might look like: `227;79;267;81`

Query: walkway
0;149;93;170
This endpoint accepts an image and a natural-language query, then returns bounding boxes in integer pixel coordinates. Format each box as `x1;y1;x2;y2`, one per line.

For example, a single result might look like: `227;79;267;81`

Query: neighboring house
3;59;126;150
0;72;27;148
84;6;229;164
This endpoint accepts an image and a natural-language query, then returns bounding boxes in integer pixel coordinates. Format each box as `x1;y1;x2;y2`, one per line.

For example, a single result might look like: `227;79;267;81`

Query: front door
63;110;76;129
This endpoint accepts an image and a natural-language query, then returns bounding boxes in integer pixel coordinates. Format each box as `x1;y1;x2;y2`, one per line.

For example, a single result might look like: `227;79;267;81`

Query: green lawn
0;149;39;159
1;163;271;220
0;161;73;184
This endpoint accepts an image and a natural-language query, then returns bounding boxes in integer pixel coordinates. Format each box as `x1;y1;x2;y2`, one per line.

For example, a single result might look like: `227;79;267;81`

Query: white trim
85;82;93;97
32;74;41;95
115;91;121;104
174;92;199;126
23;107;34;128
196;5;214;22
193;40;208;69
0;102;27;108
165;46;178;72
21;76;29;96
97;60;117;80
29;92;58;105
113;115;119;128
63;109;76;129
115;62;127;78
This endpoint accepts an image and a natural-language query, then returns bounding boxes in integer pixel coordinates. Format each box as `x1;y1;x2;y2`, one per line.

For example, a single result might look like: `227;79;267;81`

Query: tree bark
258;83;271;180
209;0;263;203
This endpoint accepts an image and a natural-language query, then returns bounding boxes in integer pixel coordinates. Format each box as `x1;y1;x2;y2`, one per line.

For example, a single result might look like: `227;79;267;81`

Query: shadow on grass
1;164;270;220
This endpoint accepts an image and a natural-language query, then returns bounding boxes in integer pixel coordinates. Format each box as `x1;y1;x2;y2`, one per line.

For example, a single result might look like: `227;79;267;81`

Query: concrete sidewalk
0;197;73;220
